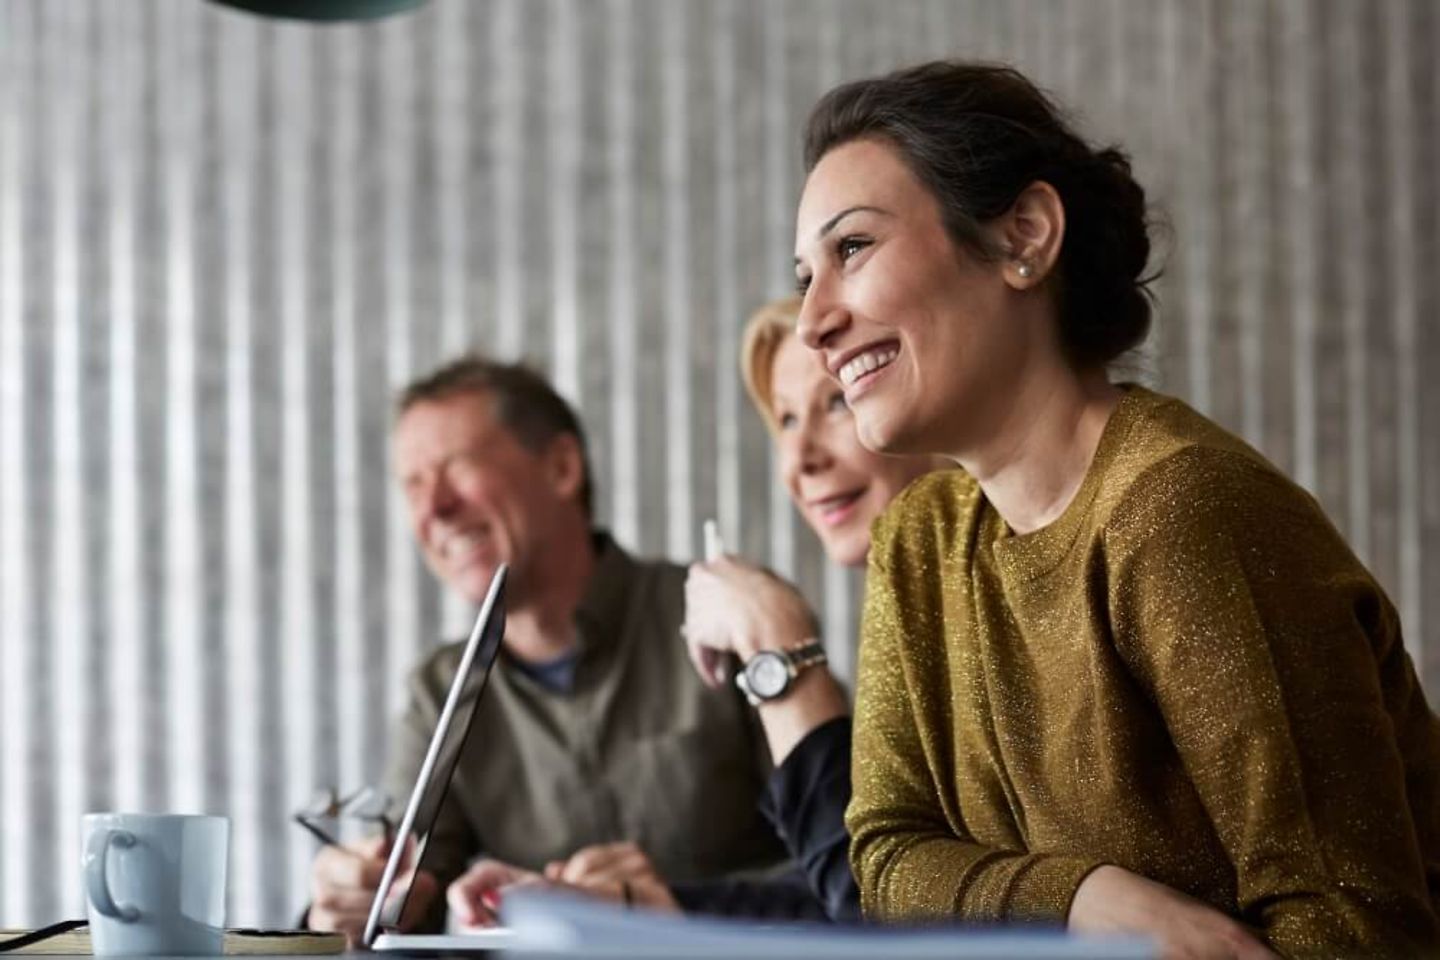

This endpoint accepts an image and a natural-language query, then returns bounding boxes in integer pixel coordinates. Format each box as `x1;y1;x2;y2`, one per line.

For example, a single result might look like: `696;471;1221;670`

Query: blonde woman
679;295;941;920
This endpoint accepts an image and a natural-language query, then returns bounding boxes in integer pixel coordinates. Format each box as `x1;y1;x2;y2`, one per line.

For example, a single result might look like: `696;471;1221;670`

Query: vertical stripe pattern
0;0;1438;927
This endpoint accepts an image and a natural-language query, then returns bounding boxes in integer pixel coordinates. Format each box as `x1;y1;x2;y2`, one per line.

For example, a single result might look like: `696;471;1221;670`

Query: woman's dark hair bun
804;61;1157;369
1048;146;1154;367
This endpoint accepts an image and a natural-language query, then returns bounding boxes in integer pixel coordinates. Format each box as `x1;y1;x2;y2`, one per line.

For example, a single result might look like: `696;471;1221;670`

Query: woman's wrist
756;667;848;763
731;618;816;662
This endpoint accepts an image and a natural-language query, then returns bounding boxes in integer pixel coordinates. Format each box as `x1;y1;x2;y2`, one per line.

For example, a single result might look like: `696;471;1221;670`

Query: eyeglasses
293;785;394;847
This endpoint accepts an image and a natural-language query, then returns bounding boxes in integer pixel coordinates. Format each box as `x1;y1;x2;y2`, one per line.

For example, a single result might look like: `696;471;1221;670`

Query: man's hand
1068;865;1276;960
308;836;388;946
543;841;679;912
308;834;437;948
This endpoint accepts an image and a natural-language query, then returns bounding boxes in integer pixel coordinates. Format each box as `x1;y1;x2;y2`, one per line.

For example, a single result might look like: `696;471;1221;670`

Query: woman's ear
998;181;1065;289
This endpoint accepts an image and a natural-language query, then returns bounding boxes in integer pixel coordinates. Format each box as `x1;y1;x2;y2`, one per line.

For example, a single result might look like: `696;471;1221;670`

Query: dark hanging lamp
207;0;424;21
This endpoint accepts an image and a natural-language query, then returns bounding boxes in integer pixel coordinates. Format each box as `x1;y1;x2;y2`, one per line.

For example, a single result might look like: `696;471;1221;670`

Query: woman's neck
956;369;1122;536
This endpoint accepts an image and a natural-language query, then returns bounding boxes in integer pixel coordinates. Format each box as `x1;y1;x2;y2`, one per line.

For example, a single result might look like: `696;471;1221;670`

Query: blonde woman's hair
739;295;803;433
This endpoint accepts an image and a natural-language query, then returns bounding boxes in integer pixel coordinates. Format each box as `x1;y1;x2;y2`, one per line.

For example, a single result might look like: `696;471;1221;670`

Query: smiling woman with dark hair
793;61;1440;957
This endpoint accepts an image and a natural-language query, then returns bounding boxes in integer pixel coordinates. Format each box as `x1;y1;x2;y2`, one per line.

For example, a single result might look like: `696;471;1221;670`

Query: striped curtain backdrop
1;0;1437;929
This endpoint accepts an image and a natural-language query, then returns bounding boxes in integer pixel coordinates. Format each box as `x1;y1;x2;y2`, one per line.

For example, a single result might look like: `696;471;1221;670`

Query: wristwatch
734;640;828;706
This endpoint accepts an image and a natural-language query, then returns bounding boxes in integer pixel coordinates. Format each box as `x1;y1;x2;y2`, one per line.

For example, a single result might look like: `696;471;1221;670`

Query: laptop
499;887;1154;958
363;564;518;954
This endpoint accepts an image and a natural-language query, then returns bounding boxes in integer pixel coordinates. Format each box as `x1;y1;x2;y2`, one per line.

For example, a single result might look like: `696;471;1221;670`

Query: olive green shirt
387;533;782;915
849;387;1440;956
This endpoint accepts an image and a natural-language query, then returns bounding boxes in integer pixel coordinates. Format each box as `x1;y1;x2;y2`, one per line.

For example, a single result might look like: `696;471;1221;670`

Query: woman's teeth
816;490;863;517
839;345;899;387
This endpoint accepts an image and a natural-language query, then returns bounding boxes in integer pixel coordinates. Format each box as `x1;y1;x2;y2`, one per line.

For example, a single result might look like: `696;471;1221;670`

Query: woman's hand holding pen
685;555;847;763
683;556;817;681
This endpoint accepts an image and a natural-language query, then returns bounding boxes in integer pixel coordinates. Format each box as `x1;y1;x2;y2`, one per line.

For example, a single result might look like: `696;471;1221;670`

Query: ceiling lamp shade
208;0;425;21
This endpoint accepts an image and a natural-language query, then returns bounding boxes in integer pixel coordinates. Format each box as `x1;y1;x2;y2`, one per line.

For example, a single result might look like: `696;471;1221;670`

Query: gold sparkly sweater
848;387;1440;956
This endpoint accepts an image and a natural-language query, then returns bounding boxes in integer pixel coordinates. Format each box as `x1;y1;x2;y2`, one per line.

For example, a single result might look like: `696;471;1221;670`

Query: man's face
393;391;576;605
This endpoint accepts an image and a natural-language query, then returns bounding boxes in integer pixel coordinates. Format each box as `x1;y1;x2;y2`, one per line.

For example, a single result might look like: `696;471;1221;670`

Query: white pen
700;519;729;684
703;519;725;563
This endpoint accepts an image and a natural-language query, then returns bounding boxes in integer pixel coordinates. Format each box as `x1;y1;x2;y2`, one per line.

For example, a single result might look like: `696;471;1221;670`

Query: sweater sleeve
846;527;1103;924
1107;450;1440;955
757;716;860;922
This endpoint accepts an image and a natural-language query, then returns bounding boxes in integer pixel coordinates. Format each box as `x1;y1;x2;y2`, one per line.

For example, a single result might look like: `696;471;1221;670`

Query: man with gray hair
306;354;783;941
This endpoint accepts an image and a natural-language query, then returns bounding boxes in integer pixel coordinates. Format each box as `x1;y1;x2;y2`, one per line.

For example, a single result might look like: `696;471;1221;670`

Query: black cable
0;919;88;953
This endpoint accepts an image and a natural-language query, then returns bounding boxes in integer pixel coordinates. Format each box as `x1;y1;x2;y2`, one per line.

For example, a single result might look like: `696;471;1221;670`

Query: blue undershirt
509;649;580;694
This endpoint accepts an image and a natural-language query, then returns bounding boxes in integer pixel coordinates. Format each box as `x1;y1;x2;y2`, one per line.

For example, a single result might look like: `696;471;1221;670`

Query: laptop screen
363;564;508;944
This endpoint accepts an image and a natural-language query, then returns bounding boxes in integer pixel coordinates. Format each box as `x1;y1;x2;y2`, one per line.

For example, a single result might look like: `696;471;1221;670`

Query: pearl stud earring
1016;261;1034;279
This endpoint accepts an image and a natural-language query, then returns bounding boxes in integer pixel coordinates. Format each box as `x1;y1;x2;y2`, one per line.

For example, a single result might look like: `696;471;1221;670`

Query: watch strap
784;639;827;671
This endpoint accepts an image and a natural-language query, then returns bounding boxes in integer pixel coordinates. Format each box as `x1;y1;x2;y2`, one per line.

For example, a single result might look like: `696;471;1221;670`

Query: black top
673;717;859;922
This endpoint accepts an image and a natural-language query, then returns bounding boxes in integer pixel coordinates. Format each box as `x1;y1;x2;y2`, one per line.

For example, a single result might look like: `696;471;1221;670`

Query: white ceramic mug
82;813;228;956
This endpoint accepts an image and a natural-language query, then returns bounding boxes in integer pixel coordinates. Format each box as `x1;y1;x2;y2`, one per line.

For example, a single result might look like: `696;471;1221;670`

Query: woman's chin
855;411;908;457
856;404;944;460
820;528;871;569
852;412;884;451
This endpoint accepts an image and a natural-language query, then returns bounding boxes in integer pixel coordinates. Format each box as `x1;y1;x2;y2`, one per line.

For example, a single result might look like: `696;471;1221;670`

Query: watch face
747;652;790;699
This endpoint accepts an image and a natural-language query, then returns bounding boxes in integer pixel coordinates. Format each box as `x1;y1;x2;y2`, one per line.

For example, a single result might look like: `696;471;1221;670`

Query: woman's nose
796;420;834;475
781;426;830;487
796;277;849;354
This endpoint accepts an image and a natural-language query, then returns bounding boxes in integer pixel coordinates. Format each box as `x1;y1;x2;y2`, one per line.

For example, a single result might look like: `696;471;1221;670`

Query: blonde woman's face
769;334;934;567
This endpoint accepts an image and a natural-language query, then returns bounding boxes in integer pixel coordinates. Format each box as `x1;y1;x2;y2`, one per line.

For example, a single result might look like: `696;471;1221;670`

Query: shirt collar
572;530;636;652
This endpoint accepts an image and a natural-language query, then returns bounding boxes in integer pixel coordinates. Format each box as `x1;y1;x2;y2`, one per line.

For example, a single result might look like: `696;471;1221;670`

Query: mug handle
84;828;140;922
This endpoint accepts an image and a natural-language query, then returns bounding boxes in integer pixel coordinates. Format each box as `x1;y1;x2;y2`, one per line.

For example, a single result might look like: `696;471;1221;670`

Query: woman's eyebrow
815;205;889;240
795;205;891;265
